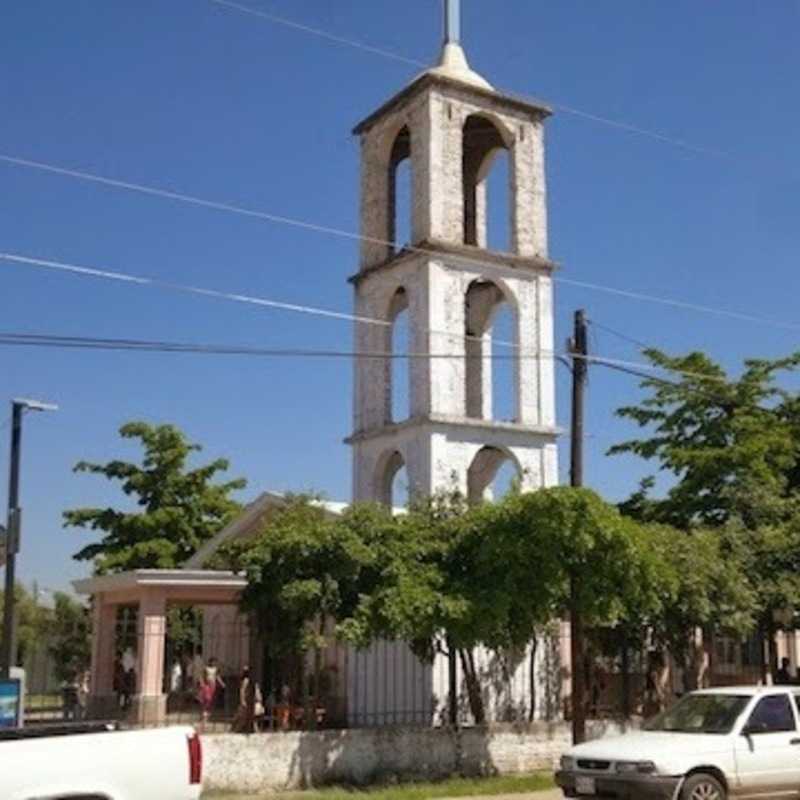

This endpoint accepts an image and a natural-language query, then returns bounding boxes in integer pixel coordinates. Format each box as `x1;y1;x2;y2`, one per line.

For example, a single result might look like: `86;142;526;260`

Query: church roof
183;491;349;570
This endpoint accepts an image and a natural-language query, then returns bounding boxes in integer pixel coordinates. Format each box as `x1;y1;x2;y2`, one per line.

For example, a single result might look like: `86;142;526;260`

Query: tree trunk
528;634;538;723
757;621;769;685
686;629;706;691
766;619;778;684
458;648;485;725
447;637;458;727
702;627;714;688
620;634;631;720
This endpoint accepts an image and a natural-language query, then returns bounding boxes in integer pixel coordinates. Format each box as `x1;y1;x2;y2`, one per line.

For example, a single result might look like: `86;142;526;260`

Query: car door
734;692;800;798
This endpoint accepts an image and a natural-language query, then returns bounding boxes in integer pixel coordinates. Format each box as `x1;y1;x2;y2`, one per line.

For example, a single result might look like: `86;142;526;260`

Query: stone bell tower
348;0;559;507
344;0;562;727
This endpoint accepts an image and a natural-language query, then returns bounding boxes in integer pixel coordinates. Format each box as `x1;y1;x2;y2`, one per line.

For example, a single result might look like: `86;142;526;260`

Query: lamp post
1;398;58;679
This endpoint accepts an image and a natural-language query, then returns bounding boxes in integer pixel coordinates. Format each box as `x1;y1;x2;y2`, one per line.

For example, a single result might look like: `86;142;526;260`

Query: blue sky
2;0;799;592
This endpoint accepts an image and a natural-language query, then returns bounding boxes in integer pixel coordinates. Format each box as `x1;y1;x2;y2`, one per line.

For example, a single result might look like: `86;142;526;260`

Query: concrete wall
202;720;632;794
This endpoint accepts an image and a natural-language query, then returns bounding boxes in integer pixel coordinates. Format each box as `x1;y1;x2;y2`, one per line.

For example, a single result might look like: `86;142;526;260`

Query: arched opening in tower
462;115;511;251
467;446;522;504
389;126;412;254
464;279;519;423
378;449;409;510
388;287;410;423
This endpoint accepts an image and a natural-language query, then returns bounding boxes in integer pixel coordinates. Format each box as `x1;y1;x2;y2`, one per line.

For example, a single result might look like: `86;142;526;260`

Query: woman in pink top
198;658;224;723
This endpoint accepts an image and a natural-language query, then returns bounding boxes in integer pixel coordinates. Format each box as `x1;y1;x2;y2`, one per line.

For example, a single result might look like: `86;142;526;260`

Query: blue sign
0;679;21;728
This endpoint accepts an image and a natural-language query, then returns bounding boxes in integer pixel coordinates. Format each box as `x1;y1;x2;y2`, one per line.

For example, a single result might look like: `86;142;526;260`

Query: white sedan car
556;686;800;800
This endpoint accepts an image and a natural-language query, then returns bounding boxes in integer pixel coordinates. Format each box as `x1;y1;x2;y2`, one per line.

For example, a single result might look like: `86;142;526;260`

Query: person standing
198;657;224;724
775;657;793;685
170;659;183;694
112;656;125;709
77;670;90;720
231;666;263;733
121;667;136;712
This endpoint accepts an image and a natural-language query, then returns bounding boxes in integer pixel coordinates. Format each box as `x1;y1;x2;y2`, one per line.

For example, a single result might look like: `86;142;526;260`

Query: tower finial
444;0;461;45
430;0;492;90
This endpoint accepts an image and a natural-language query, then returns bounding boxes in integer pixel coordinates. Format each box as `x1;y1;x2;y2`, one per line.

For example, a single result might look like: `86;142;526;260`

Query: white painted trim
72;569;247;595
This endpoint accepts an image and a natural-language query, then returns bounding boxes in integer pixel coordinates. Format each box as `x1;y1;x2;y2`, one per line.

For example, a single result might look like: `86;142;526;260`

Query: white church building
75;1;566;726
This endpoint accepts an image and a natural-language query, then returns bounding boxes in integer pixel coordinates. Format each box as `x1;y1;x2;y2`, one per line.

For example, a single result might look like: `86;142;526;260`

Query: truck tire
682;772;726;800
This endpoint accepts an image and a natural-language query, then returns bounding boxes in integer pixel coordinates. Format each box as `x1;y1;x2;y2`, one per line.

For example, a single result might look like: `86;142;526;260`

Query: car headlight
560;755;576;771
615;760;656;774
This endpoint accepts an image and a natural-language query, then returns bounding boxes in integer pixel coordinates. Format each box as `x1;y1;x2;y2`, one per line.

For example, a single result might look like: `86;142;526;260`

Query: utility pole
1;402;24;680
1;398;58;681
569;309;588;743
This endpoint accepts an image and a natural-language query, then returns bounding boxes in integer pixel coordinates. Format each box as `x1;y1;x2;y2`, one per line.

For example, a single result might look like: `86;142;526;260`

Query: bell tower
348;0;559;506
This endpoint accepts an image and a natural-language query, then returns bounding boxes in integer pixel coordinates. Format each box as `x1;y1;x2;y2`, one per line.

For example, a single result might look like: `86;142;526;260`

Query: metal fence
19;618;787;732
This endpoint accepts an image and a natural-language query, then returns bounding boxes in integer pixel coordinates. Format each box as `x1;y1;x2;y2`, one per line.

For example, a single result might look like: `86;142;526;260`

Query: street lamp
0;398;58;679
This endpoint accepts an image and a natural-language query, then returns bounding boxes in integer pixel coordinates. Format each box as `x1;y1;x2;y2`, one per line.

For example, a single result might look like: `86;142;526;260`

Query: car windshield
643;693;750;734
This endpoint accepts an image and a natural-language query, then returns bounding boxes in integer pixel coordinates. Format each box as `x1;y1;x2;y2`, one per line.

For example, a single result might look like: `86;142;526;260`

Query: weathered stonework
349;254;559;503
201;721;634;793
347;53;561;725
355;75;551;270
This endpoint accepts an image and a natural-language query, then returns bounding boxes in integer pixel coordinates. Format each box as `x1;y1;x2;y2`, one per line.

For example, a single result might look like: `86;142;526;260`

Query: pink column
88;594;117;718
90;594;117;696
134;590;167;723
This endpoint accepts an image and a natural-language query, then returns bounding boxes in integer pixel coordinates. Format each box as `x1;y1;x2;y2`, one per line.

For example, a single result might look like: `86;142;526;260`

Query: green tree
611;349;800;528
340;491;488;720
0;585;50;667
223;488;673;729
650;526;756;690
64;422;245;574
48;592;91;684
343;488;667;726
222;496;394;717
611;348;800;679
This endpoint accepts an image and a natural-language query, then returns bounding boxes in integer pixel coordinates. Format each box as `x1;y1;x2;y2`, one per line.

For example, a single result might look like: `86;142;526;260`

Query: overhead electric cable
586;318;651;351
0;249;783;388
207;0;727;158
208;0;425;67
1;154;796;334
0;250;520;349
0;331;550;359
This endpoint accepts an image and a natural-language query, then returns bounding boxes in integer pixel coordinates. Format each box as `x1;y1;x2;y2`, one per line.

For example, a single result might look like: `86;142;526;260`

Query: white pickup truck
1;722;203;800
556;686;800;800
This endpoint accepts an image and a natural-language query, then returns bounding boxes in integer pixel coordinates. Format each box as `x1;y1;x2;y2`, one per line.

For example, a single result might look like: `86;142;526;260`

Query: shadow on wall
287;726;496;789
202;719;635;794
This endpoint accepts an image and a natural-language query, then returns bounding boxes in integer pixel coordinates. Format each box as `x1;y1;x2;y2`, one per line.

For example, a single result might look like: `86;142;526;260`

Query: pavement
205;791;563;800
454;792;561;800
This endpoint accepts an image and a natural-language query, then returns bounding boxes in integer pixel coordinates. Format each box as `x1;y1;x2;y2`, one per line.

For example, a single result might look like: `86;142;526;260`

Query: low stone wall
202;720;632;794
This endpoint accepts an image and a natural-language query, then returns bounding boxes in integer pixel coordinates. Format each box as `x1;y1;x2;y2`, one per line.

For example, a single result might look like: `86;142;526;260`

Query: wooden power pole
569;309;588;743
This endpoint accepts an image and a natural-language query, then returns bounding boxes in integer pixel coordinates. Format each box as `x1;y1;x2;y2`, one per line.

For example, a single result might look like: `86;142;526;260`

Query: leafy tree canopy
64;421;245;574
611;349;800;528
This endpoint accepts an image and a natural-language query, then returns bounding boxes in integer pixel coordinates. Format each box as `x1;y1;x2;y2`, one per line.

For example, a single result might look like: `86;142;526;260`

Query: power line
586;318;651;351
590;357;734;405
562;276;800;333
2;153;798;334
207;0;727;158
0;250;389;327
0;331;553;359
586;318;764;388
0;250;518;350
208;0;425;67
0;248;785;389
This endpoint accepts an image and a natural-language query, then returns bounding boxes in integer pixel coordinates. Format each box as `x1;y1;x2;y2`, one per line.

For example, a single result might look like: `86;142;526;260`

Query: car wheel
682;772;726;800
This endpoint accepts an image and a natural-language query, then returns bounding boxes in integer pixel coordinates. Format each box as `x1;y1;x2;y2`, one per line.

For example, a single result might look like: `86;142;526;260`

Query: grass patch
205;771;555;800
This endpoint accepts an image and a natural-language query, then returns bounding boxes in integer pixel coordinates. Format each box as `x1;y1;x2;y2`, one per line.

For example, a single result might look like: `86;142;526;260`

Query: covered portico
74;569;248;724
